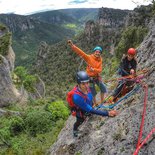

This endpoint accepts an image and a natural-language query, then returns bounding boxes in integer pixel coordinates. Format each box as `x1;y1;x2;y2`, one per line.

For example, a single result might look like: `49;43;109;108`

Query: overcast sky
0;0;151;15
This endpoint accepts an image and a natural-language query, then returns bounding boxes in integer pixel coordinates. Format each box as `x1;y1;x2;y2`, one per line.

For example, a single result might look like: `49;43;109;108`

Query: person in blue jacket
72;71;117;137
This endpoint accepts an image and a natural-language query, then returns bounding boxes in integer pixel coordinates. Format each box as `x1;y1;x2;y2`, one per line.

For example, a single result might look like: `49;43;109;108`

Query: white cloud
0;0;152;15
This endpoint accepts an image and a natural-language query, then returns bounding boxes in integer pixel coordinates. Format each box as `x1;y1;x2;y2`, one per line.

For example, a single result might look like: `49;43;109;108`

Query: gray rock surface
49;14;155;155
0;54;20;107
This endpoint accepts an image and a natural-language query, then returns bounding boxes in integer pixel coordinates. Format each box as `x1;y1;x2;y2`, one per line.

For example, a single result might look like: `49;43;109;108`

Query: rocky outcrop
0;25;21;107
98;7;130;28
84;20;96;42
49;9;155;155
28;75;46;99
83;8;129;53
0;54;20;107
125;5;153;27
5;46;15;71
0;14;35;32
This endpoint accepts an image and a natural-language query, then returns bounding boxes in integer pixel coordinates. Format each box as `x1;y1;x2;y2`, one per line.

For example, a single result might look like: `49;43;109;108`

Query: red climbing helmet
127;48;136;55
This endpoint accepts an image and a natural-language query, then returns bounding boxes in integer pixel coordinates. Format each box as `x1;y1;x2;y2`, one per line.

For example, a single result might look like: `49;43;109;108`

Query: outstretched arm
90;109;117;117
67;40;90;62
73;94;117;117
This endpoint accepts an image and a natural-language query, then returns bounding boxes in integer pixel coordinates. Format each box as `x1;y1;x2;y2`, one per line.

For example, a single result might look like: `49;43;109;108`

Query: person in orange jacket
68;40;107;105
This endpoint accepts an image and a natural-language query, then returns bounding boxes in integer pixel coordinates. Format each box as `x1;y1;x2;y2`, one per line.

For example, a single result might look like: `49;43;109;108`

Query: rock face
0;14;35;32
125;5;152;27
28;75;46;99
49;11;155;155
0;25;45;108
0;25;21;107
0;54;20;107
83;7;129;54
5;46;15;71
98;7;129;28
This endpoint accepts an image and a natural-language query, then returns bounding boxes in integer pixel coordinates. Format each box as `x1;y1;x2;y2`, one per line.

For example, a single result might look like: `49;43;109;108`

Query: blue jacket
73;87;109;117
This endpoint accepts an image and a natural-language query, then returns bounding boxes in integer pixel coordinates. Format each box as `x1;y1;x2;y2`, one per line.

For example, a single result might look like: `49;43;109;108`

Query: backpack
66;86;87;116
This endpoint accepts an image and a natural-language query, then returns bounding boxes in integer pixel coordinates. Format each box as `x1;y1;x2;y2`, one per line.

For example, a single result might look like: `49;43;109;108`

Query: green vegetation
0;24;11;56
47;100;69;121
24;109;53;136
0;99;69;155
65;23;77;29
115;26;148;59
0;5;153;154
12;21;75;67
0;24;7;31
13;66;38;92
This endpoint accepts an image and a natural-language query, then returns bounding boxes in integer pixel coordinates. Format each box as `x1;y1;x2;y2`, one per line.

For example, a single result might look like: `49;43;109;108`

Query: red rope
132;84;155;155
137;84;148;148
133;127;155;155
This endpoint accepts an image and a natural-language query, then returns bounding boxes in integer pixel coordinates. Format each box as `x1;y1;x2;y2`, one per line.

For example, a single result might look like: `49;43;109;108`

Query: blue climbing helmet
76;71;89;84
93;46;103;53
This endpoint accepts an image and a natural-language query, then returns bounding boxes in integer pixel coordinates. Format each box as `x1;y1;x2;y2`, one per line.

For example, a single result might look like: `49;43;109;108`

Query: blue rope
95;84;141;110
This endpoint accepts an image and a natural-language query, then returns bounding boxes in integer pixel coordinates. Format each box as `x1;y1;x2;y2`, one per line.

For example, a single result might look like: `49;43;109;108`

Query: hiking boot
73;130;78;137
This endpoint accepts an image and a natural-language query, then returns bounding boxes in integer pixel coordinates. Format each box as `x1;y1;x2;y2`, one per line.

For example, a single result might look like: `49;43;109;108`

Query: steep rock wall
48;14;155;155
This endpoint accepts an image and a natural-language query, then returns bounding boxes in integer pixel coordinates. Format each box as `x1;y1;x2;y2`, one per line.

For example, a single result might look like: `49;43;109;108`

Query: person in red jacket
68;40;107;106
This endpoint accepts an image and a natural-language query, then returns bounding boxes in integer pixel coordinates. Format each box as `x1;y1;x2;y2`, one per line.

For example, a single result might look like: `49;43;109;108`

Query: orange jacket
71;45;102;77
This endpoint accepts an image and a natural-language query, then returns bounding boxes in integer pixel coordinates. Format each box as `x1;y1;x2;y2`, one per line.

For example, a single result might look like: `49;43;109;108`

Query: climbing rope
97;68;154;154
136;84;148;148
95;84;141;109
95;71;146;110
104;69;148;83
132;83;155;155
101;69;155;154
133;127;155;155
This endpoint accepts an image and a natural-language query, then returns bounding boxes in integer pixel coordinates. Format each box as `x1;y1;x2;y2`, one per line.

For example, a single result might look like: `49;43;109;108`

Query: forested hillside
32;7;130;101
0;13;75;66
31;8;99;24
0;8;129;67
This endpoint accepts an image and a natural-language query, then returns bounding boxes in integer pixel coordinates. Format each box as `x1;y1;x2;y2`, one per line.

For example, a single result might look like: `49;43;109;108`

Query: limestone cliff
48;10;155;155
0;25;20;107
0;25;45;108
